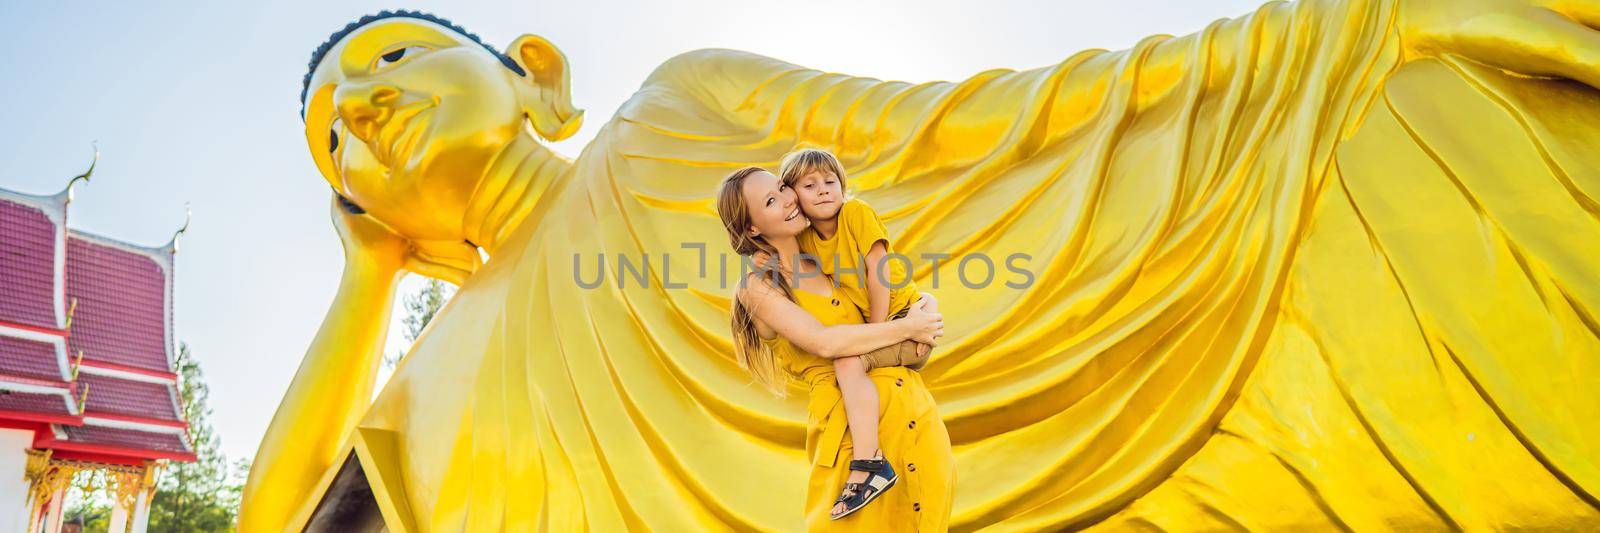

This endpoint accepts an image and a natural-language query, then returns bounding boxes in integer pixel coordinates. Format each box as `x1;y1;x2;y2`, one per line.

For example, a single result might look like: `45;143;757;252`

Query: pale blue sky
0;0;1262;463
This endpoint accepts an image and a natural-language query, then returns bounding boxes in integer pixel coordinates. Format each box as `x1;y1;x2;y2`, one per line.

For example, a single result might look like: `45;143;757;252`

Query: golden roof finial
61;142;98;203
166;202;192;252
75;384;90;414
64;298;78;331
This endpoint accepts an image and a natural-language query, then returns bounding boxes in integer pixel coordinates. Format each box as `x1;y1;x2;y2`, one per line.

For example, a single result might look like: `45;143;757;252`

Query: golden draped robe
331;0;1600;529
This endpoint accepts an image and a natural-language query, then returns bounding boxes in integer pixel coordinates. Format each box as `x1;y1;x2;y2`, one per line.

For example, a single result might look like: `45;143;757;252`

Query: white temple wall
0;429;33;532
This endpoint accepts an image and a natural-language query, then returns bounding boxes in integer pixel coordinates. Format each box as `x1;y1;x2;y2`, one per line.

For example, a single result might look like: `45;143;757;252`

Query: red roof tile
56;423;191;455
0;390;71;417
77;373;179;421
0;336;65;383
64;237;170;373
0;199;59;330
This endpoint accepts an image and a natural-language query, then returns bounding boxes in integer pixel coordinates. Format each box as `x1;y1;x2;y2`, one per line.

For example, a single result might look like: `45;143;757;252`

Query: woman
715;166;957;531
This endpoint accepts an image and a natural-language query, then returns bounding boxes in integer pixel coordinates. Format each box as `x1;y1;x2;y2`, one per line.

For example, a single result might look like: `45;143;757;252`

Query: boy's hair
778;148;849;194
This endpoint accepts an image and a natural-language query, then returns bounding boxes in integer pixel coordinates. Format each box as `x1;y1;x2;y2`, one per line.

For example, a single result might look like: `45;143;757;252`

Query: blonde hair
715;166;794;397
778;148;849;195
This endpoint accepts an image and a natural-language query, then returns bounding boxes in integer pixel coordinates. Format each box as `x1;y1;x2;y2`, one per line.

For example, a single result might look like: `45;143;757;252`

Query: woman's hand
899;298;944;346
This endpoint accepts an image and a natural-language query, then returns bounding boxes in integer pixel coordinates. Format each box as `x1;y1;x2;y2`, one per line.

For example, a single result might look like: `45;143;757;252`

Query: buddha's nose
335;82;401;142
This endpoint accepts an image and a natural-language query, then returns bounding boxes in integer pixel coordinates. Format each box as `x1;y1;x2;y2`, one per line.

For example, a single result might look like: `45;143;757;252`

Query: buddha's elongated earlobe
507;35;584;141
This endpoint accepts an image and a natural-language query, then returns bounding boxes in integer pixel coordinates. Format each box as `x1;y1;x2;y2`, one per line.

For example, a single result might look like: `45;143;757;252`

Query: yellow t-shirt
798;198;919;320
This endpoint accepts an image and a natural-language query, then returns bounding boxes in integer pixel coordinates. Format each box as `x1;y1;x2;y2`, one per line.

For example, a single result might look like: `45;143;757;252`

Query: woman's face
740;170;808;240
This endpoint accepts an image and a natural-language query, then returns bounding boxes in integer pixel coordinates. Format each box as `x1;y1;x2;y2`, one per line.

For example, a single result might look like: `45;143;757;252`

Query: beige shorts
865;299;928;371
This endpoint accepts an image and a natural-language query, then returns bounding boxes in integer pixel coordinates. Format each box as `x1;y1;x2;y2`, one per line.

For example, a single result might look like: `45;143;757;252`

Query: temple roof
0;336;68;385
66;232;175;375
0;182;191;465
0;390;74;422
77;372;181;422
0;197;63;331
45;423;194;461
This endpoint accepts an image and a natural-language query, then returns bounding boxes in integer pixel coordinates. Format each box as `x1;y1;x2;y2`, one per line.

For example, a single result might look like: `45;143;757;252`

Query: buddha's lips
372;100;434;170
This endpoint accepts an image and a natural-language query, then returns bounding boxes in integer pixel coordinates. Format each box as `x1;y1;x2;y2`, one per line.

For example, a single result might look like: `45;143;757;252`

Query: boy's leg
860;341;916;370
867;293;940;369
833;356;880;461
831;355;881;515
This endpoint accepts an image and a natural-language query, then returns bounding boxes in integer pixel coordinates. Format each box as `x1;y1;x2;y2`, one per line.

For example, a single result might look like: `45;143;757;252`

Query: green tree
385;278;455;368
146;342;245;532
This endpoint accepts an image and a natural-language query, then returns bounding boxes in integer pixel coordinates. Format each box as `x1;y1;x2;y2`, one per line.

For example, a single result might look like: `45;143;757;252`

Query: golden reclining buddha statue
242;0;1600;529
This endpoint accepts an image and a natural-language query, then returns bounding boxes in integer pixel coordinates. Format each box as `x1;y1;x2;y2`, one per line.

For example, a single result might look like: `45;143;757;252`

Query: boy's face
791;168;844;220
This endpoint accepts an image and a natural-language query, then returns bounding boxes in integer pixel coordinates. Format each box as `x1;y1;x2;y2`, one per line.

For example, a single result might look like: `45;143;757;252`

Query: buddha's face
302;18;575;243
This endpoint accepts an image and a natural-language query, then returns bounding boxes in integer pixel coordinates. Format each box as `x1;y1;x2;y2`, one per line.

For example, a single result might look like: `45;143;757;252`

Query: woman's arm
740;275;942;359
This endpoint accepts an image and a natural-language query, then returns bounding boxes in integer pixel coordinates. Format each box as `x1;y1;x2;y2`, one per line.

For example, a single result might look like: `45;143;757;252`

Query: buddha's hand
1401;0;1600;88
329;194;478;284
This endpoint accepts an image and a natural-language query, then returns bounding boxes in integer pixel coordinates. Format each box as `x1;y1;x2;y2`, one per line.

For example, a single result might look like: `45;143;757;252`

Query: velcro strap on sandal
849;458;885;472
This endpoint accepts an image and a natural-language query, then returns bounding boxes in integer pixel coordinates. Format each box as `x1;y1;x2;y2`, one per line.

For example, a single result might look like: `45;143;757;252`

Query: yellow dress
761;285;956;531
798;198;920;317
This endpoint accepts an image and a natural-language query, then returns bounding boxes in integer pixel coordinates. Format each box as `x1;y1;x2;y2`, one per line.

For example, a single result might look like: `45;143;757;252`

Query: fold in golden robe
348;0;1599;529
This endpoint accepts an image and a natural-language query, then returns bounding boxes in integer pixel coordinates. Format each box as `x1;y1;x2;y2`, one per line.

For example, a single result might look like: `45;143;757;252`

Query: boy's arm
864;240;892;323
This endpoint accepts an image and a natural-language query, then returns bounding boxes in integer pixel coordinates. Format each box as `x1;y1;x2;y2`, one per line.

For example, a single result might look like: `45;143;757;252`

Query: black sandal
830;453;898;520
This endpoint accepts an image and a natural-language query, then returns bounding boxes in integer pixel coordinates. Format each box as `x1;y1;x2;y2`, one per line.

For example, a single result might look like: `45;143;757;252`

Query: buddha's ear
507;35;584;142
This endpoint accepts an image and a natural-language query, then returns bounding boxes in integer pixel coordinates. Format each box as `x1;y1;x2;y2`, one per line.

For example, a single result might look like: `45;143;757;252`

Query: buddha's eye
376;45;429;70
328;118;342;153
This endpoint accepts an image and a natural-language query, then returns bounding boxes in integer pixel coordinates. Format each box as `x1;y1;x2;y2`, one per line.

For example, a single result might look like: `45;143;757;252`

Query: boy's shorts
866;299;928;371
889;305;911;320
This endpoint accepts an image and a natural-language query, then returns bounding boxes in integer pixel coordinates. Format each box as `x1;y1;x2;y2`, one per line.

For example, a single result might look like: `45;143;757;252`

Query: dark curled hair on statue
335;192;365;215
299;10;527;118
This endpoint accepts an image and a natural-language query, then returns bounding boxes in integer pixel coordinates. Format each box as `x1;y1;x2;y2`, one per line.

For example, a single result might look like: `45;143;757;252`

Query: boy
778;148;937;519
